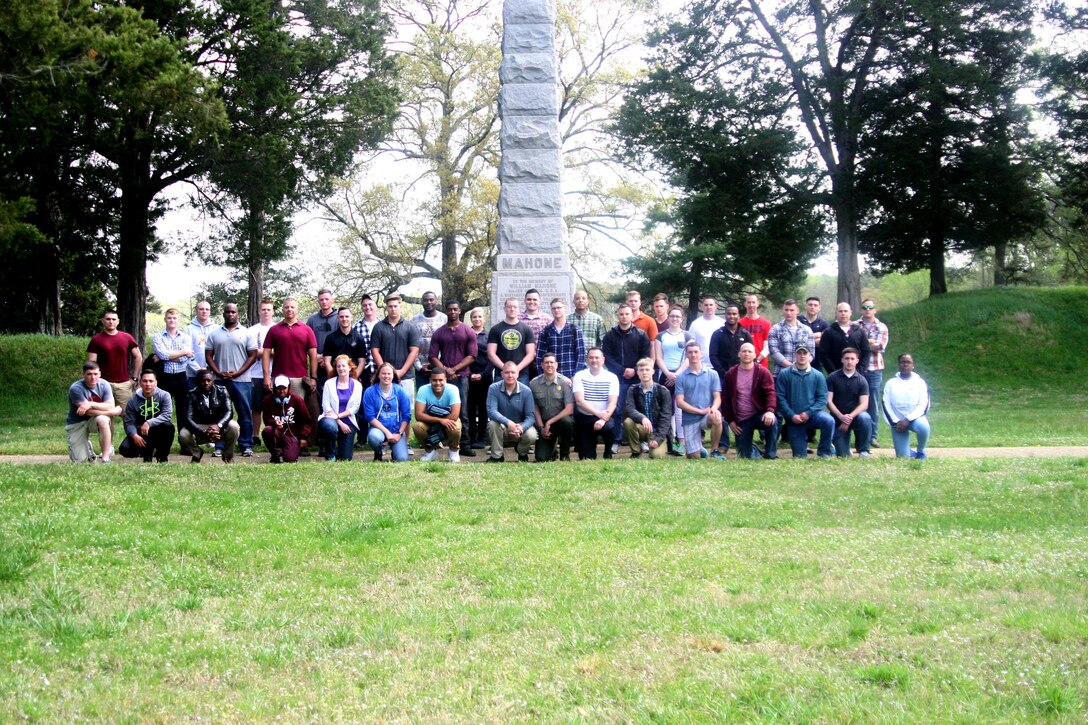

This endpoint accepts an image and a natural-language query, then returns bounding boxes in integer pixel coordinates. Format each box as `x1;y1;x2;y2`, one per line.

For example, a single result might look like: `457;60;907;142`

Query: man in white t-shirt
687;296;724;362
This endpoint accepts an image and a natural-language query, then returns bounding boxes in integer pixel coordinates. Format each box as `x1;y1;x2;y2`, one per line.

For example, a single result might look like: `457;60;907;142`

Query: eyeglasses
861;305;875;310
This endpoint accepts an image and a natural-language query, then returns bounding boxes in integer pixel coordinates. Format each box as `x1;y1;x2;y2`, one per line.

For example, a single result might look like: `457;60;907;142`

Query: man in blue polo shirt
674;341;724;460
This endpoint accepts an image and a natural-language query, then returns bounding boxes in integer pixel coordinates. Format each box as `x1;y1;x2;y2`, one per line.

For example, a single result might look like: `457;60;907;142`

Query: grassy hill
1;287;1087;453
880;286;1088;392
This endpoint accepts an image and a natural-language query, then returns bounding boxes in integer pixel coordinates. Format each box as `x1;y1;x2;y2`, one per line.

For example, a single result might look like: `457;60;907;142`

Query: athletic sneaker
640;442;650;453
448;450;460;463
86;441;97;462
611;442;621;455
910;449;927;460
420;449;439;462
242;448;254;457
859;451;871;458
710;450;727;461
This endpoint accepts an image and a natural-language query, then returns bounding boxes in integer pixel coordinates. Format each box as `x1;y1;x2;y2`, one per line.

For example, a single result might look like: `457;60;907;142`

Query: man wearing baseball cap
774;344;834;458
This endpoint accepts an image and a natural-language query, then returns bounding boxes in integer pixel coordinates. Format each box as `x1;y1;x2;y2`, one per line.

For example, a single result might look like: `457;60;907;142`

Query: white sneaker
611;442;621;455
640;441;650;453
448;450;460;463
421;449;439;462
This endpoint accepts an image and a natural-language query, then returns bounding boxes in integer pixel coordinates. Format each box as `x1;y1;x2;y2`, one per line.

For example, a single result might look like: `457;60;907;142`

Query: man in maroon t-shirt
429;299;478;457
86;309;143;410
261;297;318;403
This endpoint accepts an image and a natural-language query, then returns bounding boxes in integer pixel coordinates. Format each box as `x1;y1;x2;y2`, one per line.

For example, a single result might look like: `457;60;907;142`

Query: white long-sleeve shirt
883;373;930;423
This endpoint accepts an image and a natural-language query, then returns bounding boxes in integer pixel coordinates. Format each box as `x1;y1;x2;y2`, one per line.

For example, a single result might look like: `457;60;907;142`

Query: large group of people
67;288;931;464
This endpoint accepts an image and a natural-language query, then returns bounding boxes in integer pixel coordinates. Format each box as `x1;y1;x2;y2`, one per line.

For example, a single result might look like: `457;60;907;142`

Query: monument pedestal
490;254;573;314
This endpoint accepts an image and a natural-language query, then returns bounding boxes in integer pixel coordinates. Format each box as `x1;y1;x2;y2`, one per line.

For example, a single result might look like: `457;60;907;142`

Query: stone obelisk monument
491;0;573;314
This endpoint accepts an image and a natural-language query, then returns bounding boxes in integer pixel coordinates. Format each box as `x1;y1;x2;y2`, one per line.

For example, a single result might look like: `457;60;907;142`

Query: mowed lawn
1;458;1086;721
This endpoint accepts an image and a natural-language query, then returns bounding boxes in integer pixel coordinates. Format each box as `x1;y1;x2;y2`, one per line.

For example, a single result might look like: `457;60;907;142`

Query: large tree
856;0;1044;294
198;0;398;322
613;6;823;314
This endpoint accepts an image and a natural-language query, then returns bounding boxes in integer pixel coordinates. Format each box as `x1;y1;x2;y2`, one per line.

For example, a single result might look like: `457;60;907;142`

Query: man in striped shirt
572;347;619;459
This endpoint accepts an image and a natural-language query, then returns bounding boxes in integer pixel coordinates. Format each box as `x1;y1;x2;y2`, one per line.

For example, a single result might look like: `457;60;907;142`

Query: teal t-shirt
415;383;461;409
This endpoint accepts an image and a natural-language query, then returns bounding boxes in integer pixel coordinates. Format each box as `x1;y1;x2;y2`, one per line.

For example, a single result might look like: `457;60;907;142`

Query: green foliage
614;7;822;312
857;0;1045;295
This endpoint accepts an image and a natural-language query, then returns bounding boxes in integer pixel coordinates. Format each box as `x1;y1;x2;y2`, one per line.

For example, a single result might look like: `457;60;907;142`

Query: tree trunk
116;189;151;348
687;256;703;320
993;243;1007;286
832;191;862;311
928;238;948;295
247;255;265;326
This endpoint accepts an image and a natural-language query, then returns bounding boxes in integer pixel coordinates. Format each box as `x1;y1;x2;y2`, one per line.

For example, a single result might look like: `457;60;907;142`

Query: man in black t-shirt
486;297;537;386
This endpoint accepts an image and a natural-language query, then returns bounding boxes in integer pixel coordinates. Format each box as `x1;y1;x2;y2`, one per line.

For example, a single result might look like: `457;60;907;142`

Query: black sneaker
190;447;204;464
485;456;504;463
459;447;476;457
517;454;529;463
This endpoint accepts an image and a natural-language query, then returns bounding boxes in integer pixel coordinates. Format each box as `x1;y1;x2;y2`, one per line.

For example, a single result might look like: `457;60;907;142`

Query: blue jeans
221;379;254;451
891;416;930;457
611;377;634;440
833;412;872;457
786;411;835;457
864;370;882;442
734;414;779;459
319;417;356;461
368;426;409;461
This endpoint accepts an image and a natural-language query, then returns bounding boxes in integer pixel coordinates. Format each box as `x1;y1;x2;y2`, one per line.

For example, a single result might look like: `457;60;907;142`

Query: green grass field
1;458;1086;720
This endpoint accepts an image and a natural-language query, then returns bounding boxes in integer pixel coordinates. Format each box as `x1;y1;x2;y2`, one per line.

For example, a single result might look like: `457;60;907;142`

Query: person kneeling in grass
622;357;671;459
883;353;931;460
261;375;313;464
66;361;122;463
363;363;412;462
412;368;462;463
181;369;240;464
119;369;174;463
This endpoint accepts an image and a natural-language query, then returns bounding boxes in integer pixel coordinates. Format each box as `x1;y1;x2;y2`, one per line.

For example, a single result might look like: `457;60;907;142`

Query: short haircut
385;294;402;304
504;297;518;306
685;340;700;349
101;309;118;317
260;298;274;307
428;367;447;378
524;289;539;297
540;353;558;363
702;295;717;304
626;290;641;298
317;288;333;296
337;306;352;313
164;307;180;316
842;347;860;358
636;357;654;368
444;299;461;309
83;361;100;372
898;352;913;362
550;297;565;306
652;293;669;303
863;298;876;306
283;297;297;305
502;361;518;370
724;303;740;313
616;303;632;313
806;296;820;304
783;298;798;307
140;368;157;379
360;294;373;302
586;347;603;356
197;368;214;379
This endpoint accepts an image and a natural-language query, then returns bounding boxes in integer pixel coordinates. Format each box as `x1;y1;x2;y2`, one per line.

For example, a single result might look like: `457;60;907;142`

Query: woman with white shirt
319;354;361;461
883;353;931;459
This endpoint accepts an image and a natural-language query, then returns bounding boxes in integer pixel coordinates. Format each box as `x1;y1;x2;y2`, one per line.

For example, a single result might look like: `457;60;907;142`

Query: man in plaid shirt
857;298;890;448
570;290;605;349
536;298;586;380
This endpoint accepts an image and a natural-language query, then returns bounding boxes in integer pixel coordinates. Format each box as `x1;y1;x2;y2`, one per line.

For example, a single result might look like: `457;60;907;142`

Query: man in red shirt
86;309;143;410
739;293;772;369
262;297;319;403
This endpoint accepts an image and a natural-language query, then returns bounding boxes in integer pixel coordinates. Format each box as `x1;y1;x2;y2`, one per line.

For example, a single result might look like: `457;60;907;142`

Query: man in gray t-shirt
66;362;122;463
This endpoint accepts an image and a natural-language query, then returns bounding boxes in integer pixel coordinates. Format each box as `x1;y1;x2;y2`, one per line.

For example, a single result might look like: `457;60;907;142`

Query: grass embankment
880;286;1088;447
1;459;1086;720
1;286;1086;453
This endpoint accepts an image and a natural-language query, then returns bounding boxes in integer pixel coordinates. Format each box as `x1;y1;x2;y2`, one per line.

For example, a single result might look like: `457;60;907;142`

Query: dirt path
2;446;1087;465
